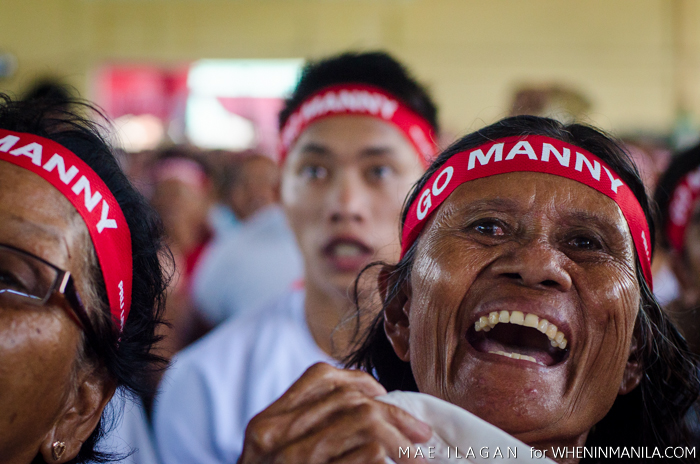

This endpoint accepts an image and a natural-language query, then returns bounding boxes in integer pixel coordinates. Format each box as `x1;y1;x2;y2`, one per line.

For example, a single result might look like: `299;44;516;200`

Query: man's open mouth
466;311;569;367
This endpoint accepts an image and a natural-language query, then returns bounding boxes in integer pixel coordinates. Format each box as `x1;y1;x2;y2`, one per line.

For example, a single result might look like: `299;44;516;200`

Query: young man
153;51;439;463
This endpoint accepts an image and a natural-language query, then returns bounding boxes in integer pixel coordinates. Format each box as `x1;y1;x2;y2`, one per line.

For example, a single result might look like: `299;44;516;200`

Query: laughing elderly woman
237;116;699;464
0;94;168;463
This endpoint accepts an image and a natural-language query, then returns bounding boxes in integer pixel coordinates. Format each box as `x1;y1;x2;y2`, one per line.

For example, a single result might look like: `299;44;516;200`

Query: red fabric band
666;165;700;253
401;135;653;289
279;84;437;166
0;129;133;332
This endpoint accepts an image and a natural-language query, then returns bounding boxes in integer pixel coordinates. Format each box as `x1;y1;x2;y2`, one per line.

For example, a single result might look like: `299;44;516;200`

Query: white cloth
153;289;335;464
192;205;303;325
97;392;160;464
378;391;556;463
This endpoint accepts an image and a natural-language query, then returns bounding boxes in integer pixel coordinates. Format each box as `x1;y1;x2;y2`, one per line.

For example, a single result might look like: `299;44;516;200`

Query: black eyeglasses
0;243;98;341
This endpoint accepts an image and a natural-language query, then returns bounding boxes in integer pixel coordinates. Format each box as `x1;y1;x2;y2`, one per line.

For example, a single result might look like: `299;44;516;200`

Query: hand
238;363;432;464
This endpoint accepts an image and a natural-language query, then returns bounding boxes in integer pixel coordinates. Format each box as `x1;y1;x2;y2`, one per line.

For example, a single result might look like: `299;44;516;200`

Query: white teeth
488;312;498;327
488;350;542;365
474;311;568;349
510;311;524;325
334;244;362;257
524;314;539;328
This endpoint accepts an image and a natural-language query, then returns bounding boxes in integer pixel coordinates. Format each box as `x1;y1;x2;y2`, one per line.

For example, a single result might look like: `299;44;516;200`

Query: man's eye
300;165;328;180
367;165;393;180
473;220;505;236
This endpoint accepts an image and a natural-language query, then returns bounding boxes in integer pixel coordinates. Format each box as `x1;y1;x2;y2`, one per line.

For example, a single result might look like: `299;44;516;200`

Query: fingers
272;402;427;464
272;363;388;412
239;363;431;464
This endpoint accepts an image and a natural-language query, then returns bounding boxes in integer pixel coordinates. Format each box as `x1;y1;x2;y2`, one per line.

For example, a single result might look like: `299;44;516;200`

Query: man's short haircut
279;51;439;133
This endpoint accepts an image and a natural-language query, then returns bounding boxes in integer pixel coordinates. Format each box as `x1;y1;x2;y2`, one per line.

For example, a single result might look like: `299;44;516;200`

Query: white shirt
192;205;303;325
379;392;556;463
153;289;334;464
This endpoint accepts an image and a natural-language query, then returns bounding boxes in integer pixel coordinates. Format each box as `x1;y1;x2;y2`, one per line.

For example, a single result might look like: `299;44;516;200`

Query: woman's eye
568;235;602;250
0;270;28;292
300;165;328;180
473;220;505;236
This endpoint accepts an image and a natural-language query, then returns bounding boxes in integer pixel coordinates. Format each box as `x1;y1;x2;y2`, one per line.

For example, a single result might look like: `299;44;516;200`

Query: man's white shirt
154;289;334;464
192;205;303;325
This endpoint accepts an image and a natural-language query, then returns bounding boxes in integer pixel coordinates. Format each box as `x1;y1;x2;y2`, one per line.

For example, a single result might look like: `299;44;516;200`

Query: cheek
282;181;320;242
408;243;488;396
572;265;639;404
0;309;81;453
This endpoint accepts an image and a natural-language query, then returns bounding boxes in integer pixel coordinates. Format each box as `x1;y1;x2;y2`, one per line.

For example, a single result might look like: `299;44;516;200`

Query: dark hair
654;142;700;251
347;115;700;459
0;94;170;463
279;51;439;133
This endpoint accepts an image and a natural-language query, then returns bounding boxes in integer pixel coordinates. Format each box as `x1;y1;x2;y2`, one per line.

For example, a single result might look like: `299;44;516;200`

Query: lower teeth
488;350;546;366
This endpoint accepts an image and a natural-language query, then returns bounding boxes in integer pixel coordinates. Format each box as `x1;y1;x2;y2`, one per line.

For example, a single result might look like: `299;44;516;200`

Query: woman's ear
39;370;116;463
380;266;412;363
619;327;642;395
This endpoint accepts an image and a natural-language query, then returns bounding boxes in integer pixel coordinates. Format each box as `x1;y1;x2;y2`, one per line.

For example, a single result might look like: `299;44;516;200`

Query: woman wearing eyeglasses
0;94;168;464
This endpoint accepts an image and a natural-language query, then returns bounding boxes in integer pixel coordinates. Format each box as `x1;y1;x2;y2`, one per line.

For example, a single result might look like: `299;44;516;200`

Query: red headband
0;129;133;332
666;164;700;253
401;135;653;289
279;84;437;166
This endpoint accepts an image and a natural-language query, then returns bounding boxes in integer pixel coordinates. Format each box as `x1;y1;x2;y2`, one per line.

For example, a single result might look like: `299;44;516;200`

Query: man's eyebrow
359;146;395;158
298;142;331;156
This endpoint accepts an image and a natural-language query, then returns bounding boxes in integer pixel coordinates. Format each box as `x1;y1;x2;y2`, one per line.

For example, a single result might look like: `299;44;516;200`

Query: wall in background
1;0;698;136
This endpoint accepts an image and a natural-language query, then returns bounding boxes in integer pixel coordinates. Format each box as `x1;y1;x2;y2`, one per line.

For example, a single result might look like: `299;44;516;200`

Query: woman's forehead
0;162;84;265
439;172;627;224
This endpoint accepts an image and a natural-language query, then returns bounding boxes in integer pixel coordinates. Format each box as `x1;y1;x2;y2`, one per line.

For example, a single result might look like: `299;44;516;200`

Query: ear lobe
380;266;412;363
40;371;116;463
619;332;643;396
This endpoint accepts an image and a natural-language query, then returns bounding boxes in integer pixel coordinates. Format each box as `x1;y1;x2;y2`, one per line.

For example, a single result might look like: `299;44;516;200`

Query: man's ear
379;266;412;363
39;370;116;463
619;325;643;395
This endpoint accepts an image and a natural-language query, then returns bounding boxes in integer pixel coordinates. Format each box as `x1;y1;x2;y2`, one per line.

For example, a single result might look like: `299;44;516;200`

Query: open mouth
466;311;569;367
322;237;374;271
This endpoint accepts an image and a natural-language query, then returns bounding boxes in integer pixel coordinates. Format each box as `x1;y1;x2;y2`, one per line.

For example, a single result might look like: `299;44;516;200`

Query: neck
304;277;358;360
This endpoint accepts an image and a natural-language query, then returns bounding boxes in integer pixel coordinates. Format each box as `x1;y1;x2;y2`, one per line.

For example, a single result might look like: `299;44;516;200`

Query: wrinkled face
401;172;640;446
0;163;90;462
282;115;424;295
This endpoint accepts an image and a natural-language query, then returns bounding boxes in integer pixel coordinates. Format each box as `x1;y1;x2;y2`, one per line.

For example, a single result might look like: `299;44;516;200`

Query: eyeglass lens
0;246;59;305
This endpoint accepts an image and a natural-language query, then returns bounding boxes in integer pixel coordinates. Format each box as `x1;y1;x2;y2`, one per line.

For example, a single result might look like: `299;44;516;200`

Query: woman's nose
327;171;369;224
489;238;573;292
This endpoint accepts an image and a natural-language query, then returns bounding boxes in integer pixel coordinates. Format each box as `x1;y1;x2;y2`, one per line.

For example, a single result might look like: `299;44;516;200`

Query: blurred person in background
154;50;440;463
192;153;303;326
655;142;700;354
149;151;214;363
622;137;680;306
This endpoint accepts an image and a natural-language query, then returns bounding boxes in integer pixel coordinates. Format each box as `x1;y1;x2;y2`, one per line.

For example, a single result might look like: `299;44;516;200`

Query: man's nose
327;170;370;224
